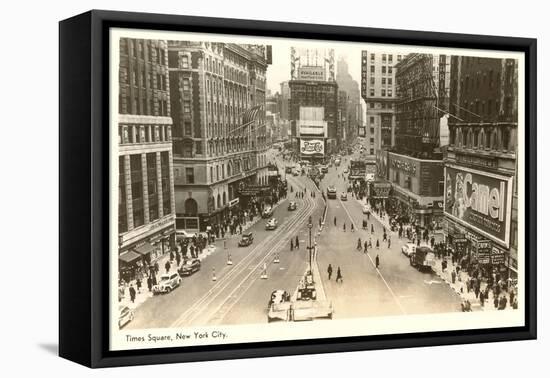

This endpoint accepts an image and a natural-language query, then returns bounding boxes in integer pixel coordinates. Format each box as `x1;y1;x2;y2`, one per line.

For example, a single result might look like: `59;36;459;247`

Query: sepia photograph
109;27;525;351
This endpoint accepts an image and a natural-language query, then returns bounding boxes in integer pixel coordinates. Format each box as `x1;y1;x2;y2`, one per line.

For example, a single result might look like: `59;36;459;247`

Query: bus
327;186;337;199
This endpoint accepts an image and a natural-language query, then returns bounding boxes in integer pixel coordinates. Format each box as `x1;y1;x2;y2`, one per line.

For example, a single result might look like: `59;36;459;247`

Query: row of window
368;102;394;110
368;88;394;97
119;93;169;117
450;126;515;153
174;155;255;185
120;39;166;66
119;124;172;145
175;137;251;158
119;152;172;233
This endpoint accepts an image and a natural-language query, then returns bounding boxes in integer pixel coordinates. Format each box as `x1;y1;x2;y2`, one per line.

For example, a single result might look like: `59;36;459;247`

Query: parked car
262;206;273;218
178;259;201;276
265;218;278;230
238;232;254;247
340;192;348;201
401;243;416;257
287;201;297;211
153;272;181;294
118;305;134;329
327;186;337;199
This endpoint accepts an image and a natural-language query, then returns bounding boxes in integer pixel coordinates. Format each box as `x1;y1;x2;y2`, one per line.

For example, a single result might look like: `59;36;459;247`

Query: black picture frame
59;9;537;368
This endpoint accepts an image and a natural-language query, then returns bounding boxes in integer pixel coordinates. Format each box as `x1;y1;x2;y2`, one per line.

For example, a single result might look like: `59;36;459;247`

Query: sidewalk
119;197;287;311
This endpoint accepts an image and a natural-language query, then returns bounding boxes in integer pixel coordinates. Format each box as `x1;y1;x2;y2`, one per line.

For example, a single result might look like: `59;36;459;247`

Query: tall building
394;53;451;158
361;51;405;155
337;90;348;144
380;53;451;229
117;38;176;280
279;81;290;120
289;80;338;158
336;57;361;144
444;56;518;278
168;41;270;232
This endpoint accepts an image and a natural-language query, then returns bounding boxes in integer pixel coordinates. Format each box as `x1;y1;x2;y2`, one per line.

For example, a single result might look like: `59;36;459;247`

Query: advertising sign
349;160;366;179
372;182;391;198
475;240;491;264
300;139;325;156
444;165;513;247
298;65;326;81
491;246;506;265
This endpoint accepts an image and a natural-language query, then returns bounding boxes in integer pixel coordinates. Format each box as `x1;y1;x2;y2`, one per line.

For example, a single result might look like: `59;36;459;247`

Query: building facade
289;80;338;156
117;38;176;280
444;56;518;278
336;58;362;144
168;41;270;232
279;81;291;121
361;51;405;155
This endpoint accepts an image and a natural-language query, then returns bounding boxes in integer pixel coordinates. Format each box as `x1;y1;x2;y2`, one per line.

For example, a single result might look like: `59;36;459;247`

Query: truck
409;245;436;271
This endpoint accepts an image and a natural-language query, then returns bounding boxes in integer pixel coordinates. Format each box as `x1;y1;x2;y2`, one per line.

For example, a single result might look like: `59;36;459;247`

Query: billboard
444;165;513;247
372;182;391;198
349;160;366;179
298;65;326;81
300;139;325;156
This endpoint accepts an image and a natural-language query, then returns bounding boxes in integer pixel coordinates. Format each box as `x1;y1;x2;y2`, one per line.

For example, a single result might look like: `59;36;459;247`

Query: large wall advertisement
444;165;513;247
300;139;325;157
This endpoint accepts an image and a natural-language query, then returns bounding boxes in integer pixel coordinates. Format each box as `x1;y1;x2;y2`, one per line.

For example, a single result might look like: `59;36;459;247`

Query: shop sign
228;198;240;207
390;154;418;175
491;246;506;265
476;240;491;264
300;139;324;156
372;182;391;198
238;185;270;196
444;165;513;247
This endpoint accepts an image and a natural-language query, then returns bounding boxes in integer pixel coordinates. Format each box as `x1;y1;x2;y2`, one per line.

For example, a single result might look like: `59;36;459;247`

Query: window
382;66;386;74
388;78;392;85
130;154;144;227
382;78;386;85
186;167;194;184
370;66;375;74
370;88;375;96
180;55;189;69
183;78;190;91
183;101;191;113
184;121;192;135
382;54;386;62
370;116;375;124
118;157;128;233
397;55;402;62
370;77;375;85
370;53;375;62
195;141;202;154
388;55;393;64
370;127;375;134
146;153;159;221
388;89;393;97
370;148;374;155
388;67;393;74
160;152;171;215
381;89;386;97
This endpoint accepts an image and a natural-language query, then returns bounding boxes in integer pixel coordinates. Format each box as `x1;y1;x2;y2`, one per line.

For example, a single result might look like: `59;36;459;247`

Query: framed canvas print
59;10;536;368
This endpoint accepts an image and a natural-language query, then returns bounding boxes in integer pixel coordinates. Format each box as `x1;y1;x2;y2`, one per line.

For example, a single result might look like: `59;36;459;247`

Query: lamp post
307;215;313;278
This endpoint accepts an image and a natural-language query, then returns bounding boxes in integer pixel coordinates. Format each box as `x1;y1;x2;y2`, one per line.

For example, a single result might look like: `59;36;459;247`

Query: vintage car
287;201;297;211
238;232;254;247
401;243;417;257
340;192;348;201
362;204;370;214
152;272;182;294
265;218;278;230
178;259;201;276
262;206;273;218
118;305;134;329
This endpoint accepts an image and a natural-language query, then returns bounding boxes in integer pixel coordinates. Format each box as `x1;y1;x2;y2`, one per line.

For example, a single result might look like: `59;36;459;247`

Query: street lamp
307;215;313;279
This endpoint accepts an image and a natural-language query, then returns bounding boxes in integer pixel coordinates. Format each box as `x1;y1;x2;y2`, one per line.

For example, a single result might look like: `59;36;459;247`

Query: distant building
279;81;290;120
361;51;405;155
168;41;270;232
336;57;362;144
444;56;518;278
289;80;338;156
117;38;176;280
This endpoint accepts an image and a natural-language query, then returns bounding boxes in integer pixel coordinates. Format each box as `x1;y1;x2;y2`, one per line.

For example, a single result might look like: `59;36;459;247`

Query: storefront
118;215;175;282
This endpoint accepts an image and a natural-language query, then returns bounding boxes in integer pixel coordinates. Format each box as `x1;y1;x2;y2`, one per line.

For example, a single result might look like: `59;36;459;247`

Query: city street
316;153;462;319
126;149;463;330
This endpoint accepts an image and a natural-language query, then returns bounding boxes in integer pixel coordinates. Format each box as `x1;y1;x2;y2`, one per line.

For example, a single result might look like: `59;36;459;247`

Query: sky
265;43;363;94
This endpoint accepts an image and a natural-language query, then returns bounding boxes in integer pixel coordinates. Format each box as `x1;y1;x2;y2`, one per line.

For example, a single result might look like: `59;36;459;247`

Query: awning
119;250;141;263
133;242;154;256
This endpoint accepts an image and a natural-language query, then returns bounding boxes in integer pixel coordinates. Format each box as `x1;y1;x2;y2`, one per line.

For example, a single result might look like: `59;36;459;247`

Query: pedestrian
170;250;174;261
336;267;343;283
357;238;362;250
375;254;380;269
387;237;391;249
376;239;380;249
371;224;374;234
295;236;300;249
129;284;136;303
494;295;499;309
165;260;171;274
290;239;294;251
327;264;333;280
343;222;346;232
479;290;485;307
147;276;153;292
334;216;337;226
351;223;354;232
136;277;142;294
364;240;368;253
499;295;508;310
154;261;159;274
451;270;456;284
176;252;181;267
